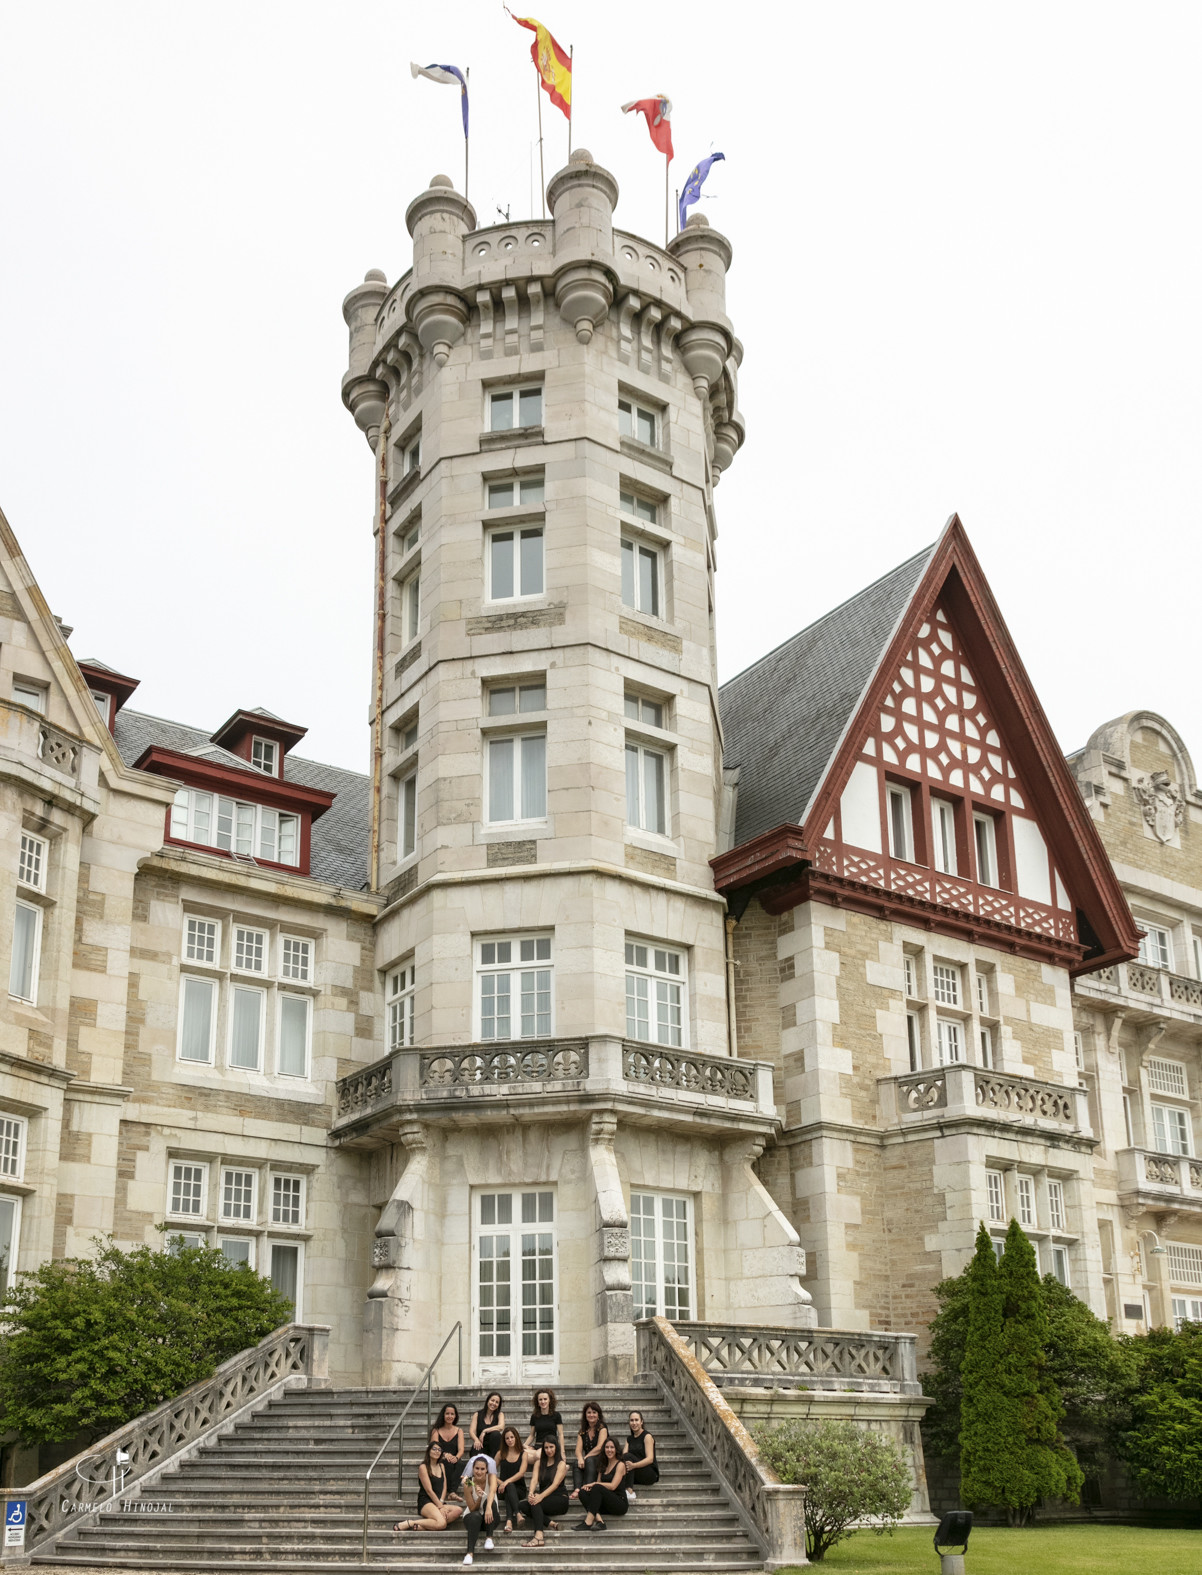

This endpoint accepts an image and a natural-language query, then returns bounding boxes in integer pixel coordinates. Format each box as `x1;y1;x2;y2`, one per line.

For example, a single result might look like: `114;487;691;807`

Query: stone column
586;1111;634;1382
363;1122;436;1386
722;1136;816;1328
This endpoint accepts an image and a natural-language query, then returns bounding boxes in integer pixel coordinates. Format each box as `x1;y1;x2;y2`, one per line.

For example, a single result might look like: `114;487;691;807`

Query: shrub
0;1234;294;1446
752;1417;911;1561
1118;1320;1202;1502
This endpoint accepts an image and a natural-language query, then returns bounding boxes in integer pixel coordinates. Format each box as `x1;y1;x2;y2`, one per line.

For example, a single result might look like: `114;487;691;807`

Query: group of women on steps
393;1389;660;1560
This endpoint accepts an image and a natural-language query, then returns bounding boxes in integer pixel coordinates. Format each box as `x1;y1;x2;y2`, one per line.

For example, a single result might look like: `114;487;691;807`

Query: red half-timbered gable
714;516;1140;974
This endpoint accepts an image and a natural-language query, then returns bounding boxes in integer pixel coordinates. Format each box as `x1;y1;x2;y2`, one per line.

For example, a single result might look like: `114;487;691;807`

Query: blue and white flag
678;152;725;232
410;62;469;137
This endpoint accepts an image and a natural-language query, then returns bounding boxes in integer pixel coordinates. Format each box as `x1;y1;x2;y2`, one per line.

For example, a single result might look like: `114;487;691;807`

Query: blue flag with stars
678;152;725;232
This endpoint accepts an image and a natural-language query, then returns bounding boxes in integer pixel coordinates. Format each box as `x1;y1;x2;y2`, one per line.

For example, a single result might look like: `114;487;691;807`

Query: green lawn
778;1522;1202;1574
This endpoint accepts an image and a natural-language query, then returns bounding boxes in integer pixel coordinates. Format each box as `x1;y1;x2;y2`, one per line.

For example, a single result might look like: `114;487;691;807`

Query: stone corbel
501;283;520;357
397;328;424;400
367;1122;428;1305
658;313;681;382
637;302;662;375
476;289;495;360
616;291;642;364
1106;1010;1126;1056
526;280;545;353
1139;1022;1168;1058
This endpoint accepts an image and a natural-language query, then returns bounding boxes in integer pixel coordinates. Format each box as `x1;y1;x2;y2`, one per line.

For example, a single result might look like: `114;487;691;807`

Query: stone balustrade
333;1036;778;1137
0;698;90;795
882;1063;1089;1134
1078;960;1202;1014
670;1319;921;1395
1117;1146;1202;1212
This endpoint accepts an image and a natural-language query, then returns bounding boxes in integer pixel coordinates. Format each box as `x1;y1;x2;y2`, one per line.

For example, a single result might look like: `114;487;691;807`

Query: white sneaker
463;1556;473;1566
484;1539;494;1550
626;1489;636;1502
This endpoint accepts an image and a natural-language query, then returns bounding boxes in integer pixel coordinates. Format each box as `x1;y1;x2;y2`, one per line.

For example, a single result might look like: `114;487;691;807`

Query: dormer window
887;784;913;861
90;690;113;725
170;789;299;866
251;738;278;777
973;812;998;887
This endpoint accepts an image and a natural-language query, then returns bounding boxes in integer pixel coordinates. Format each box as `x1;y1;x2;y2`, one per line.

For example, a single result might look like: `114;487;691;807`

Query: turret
547;148;620;343
404;174;477;366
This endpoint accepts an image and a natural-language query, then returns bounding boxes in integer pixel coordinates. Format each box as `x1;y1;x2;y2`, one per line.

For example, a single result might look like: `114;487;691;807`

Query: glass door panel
630;1191;694;1322
474;1190;556;1382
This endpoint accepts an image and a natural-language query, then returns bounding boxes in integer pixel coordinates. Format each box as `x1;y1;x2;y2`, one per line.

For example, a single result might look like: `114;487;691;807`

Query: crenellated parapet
341;150;745;483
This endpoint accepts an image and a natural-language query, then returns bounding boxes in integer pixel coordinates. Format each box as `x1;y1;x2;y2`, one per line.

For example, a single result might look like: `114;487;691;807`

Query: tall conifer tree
959;1222;1012;1506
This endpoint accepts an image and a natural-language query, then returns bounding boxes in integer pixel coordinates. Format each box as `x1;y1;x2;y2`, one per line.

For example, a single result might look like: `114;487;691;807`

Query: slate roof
719;544;937;848
114;709;371;890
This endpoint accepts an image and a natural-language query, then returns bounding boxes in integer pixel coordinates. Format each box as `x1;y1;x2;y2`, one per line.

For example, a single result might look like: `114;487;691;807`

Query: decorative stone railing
1117;1146;1202;1206
670;1320;921;1396
36;721;81;780
0;1323;328;1561
883;1064;1088;1133
622;1042;757;1101
1078;961;1202;1013
635;1316;806;1568
334;1038;777;1133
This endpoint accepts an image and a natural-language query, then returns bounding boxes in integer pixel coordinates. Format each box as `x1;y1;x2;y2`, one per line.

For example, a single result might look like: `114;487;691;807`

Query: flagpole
464;67;470;200
664;155;669;248
535;68;546;218
674;188;679;239
568;46;573;158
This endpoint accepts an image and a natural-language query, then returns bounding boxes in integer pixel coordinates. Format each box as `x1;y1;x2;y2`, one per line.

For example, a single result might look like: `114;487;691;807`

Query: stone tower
340;153;807;1387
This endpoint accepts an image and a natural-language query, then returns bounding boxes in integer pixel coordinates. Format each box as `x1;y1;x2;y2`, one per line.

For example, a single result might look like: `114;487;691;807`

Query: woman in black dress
394;1439;465;1533
430;1404;467;1495
577;1438;628;1530
517;1437;569;1548
524;1387;565;1462
622;1409;659;1500
494;1426;528;1534
570;1400;608;1495
470;1392;505;1461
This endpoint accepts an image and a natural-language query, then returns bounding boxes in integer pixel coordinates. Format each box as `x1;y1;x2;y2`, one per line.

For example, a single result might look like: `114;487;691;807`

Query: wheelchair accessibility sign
4;1500;26;1547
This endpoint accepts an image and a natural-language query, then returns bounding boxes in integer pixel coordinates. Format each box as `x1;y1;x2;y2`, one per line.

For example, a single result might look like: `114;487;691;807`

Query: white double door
473;1189;558;1384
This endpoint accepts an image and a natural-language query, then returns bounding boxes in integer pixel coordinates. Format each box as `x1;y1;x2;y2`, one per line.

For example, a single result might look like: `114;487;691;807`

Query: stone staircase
32;1384;765;1571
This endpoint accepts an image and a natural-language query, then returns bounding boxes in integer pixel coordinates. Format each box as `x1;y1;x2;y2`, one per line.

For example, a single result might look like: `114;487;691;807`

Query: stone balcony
331;1035;778;1147
1117;1146;1202;1218
0;697;99;810
880;1063;1092;1140
1076;959;1202;1023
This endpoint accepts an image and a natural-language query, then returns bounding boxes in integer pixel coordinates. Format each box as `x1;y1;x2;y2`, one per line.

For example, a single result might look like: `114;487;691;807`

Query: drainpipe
369;407;392;891
725;912;739;1057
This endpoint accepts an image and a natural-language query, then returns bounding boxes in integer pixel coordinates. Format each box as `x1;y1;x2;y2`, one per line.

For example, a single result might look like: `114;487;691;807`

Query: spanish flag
510;13;572;120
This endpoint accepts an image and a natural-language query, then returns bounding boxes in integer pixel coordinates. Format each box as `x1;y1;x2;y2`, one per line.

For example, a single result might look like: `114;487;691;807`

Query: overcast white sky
2;3;1199;775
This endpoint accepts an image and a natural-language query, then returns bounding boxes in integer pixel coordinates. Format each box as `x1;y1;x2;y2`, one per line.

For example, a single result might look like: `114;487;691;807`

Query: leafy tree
958;1223;1011;1510
0;1234;293;1446
752;1418;911;1561
1118;1320;1202;1502
991;1219;1083;1522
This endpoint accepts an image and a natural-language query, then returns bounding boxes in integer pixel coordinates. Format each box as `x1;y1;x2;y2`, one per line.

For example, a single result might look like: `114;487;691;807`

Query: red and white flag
621;95;673;159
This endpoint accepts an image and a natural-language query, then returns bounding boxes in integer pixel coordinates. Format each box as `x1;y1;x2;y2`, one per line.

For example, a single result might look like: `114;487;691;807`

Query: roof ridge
719;542;937;693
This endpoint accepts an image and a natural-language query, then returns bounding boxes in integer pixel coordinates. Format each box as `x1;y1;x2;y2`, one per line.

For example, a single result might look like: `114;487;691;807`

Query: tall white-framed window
387;960;416;1049
986;1169;1005;1224
906;1011;922;1071
399;568;420;645
486;525;544;600
931;798;957;874
1194;934;1202;981
620;535;662;616
476;935;553;1041
1048;1179;1066;1232
218;1236;253;1267
403;435;421;474
18;832;46;891
973;812;998;887
185;916;219;964
625;741;667;835
487;474;545;509
488;385;542;432
1017;1173;1036;1228
1051;1245;1070;1286
1073;1031;1086;1076
221;1168;256;1222
170;792;299;867
932;963;961;1007
618;398;659;447
0;1194;20;1293
1152;1103;1192;1156
1167;1242;1202;1284
887;784;914;861
978;1026;994;1069
1139;924;1172;970
1172;1295;1202;1329
268;1239;303;1316
1147;1058;1188;1097
625;941;685;1047
277;995;311;1077
975;971;991;1015
1;1115;26;1181
1123;1092;1135;1147
9;900;41;1003
398;770;417;859
233;926;266;974
229;985;265;1071
903;953;920;998
250;737;278;776
936;1018;963;1065
281;936;312;982
630;1192;693;1319
169;1161;208;1219
489;681;546;716
486;731;546;823
271;1174;305;1226
178;976;217;1063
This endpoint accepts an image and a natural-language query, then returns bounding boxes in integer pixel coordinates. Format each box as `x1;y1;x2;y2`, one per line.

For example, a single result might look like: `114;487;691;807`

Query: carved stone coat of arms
1132;770;1185;844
